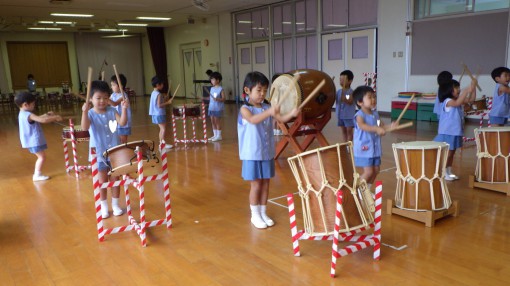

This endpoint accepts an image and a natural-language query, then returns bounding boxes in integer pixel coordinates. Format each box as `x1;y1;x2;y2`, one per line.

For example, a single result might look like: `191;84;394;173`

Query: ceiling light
28;27;62;31
39;21;54;24
136;17;171;21
51;13;93;18
327;24;346;27
98;28;117;32
56;21;73;25
238;20;252;24
118;23;148;27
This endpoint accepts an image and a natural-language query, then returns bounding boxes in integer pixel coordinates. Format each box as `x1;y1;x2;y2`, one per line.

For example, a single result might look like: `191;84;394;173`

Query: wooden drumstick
394;94;415;125
101;71;105;81
459;66;466;83
85;67;92;103
385;121;413;132
277;73;300;106
170;83;181;101
112;64;127;100
298;79;326;110
461;62;482;91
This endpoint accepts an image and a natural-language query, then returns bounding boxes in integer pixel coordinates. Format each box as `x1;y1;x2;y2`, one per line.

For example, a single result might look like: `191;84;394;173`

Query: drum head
393;141;448;150
269;74;301;117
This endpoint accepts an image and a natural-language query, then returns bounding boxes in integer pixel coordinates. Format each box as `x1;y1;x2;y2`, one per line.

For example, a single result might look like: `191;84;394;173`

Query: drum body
288;143;374;236
269;69;335;120
475;127;510;183
393;141;451;211
62;125;90;141
172;105;201;117
103;140;159;176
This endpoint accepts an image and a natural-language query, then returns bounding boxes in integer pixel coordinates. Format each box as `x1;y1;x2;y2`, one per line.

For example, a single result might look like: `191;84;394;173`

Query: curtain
146;27;168;93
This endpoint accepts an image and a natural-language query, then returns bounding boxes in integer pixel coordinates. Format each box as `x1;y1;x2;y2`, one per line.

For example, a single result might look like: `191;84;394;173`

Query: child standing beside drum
208;72;225;142
336;70;355;142
238;71;300;229
149;76;174;151
109;74;131;143
434;78;477;180
15;92;63;181
433;71;453;120
488;67;510;126
81;80;129;218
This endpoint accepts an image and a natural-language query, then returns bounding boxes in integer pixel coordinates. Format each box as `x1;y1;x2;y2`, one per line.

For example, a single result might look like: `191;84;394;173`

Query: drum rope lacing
392;144;452;211
288;143;374;236
474;129;510;183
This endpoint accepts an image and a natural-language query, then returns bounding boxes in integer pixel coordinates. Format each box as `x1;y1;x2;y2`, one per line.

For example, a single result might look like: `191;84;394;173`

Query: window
322;0;348;30
414;0;509;19
236;13;252;40
296;35;318;69
295;0;318;33
273;3;293;36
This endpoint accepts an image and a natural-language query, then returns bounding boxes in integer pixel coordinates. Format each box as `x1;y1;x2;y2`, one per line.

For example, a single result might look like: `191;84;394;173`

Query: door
181;43;203;101
322;33;346;93
236;41;269;99
345;29;376;88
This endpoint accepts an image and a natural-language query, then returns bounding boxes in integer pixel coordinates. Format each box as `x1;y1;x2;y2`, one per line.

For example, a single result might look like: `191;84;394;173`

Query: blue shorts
337;119;354;127
97;160;110;172
29;144;47;154
489;116;508;125
152;115;166;124
355;156;381;167
242;160;275;180
434;134;463;150
118;127;131;135
208;110;223;118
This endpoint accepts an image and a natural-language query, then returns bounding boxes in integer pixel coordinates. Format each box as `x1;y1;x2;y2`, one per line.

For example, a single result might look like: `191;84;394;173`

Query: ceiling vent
192;0;209;11
50;0;72;4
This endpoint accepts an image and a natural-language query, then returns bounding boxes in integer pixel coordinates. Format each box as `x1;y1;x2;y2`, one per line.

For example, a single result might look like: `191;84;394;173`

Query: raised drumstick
395;94;416;125
298;79;325;110
385;121;413;132
85;67;92;103
112;64;127;100
170;83;181;101
277;73;300;106
459;66;465;83
101;71;105;81
461;62;482;91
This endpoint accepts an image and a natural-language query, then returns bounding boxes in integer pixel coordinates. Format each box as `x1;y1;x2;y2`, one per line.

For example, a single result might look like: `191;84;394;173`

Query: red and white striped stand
463;96;493;143
287;181;382;277
172;102;208;148
62;118;90;178
91;142;172;246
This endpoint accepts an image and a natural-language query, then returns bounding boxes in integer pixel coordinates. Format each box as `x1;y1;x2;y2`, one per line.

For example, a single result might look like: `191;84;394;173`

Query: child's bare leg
110;175;123;216
259;179;274;226
340;126;347;142
98;170;110;218
34;150;46;174
249;179;267;228
120;135;128;144
158;123;166;143
346;126;354;142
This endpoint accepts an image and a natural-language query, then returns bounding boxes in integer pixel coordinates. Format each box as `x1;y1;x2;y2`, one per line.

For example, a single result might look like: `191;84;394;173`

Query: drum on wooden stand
269;69;336;120
288;143;374;236
103;140;159;176
172;104;201;117
392;141;451;211
62;125;90;141
474;127;510;183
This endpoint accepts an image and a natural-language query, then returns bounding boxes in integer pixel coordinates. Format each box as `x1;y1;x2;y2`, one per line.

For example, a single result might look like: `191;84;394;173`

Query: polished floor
0;97;509;285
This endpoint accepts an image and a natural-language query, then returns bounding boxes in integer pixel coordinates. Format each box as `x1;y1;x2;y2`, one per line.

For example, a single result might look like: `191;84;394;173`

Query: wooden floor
0;97;509;285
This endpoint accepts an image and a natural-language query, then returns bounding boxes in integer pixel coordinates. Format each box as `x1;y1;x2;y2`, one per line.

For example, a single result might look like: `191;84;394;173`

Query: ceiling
0;0;282;34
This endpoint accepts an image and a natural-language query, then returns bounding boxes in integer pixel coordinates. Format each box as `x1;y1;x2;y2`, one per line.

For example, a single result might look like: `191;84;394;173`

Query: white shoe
112;205;124;216
444;174;455;181
251;216;267;229
208;135;217;141
211;135;222;142
261;214;275;227
450;173;459;180
33;174;49;182
101;208;110;219
165;144;173;149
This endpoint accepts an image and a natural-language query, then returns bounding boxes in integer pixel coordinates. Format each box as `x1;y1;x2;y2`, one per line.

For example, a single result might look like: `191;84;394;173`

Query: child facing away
336;70;355;142
149;76;174;151
109;74;132;143
208;72;226;142
434;78;477;180
238;71;300;229
433;71;453;119
489;67;510;126
81;80;129;218
15;92;63;181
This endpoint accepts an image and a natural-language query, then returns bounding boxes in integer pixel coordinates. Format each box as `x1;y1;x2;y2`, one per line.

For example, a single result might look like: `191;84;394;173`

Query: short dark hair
491;67;510;82
353;85;375;108
110;74;127;88
437;71;453;85
438;79;460;103
340;70;354;81
90;80;110;97
210;71;222;82
151;76;163;87
243;71;269;91
14;92;36;107
27;74;34;79
206;69;213;76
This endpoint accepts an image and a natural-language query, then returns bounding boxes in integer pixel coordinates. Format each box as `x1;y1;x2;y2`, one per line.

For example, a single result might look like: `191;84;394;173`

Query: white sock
34;170;42;176
217;130;222;137
250;204;260;216
112;197;120;208
101;200;109;218
260;205;274;226
446;167;452;175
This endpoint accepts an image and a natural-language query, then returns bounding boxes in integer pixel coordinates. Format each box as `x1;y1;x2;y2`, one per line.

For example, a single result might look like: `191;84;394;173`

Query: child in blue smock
433;71;453;120
434;78;477;180
238;71;300;229
336;70;355;142
489;67;510;126
208;72;225;142
149;76;174;151
109;74;132;143
81;80;129;218
15;92;62;181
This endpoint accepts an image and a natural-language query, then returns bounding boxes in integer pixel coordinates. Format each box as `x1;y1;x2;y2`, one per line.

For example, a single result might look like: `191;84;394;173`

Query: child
238;71;300;229
489;67;510;126
336;70;355;142
433;71;453;119
434;78;477;180
15;92;62;181
208;72;225;142
81;80;129;218
27;74;36;93
109;74;132;143
353;86;392;191
149;76;174;150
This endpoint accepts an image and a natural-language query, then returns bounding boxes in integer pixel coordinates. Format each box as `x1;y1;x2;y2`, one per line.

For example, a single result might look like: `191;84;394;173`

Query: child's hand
55;115;63;122
375;126;386;136
46;111;55;116
271;105;280;117
82;102;90;112
121;98;130;108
